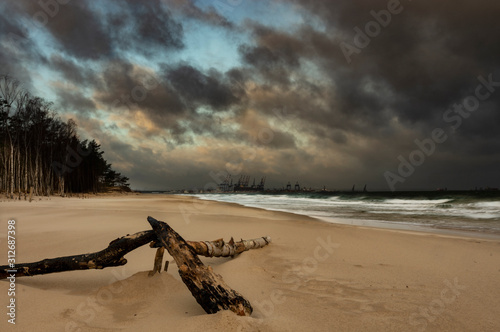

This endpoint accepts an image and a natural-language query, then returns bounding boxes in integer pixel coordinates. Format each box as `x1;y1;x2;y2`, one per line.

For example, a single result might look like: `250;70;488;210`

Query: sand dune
1;194;499;331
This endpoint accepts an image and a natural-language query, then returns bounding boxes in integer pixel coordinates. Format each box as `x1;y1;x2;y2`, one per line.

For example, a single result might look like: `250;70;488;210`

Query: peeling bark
189;236;272;257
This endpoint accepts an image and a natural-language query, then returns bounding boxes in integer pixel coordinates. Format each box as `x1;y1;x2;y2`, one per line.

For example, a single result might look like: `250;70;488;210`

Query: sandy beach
1;194;499;331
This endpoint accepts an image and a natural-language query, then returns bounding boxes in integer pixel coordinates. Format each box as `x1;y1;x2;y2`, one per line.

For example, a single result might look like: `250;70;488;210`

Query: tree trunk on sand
186;236;271;257
147;216;253;316
0;230;271;279
0;231;156;279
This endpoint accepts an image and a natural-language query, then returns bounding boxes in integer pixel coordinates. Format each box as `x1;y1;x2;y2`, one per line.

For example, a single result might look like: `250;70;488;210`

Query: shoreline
6;191;500;241
1;194;499;331
4;191;500;241
190;194;500;241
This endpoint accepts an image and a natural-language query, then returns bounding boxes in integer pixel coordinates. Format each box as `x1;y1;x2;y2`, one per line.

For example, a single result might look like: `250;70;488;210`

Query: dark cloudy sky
1;0;499;191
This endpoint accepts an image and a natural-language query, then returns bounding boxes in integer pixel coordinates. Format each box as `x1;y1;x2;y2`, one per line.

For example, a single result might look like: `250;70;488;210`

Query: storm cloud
1;0;499;190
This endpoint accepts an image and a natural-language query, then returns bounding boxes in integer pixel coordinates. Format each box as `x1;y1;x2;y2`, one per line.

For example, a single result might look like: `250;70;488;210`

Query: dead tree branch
0;230;156;279
0;230;271;280
147;216;253;316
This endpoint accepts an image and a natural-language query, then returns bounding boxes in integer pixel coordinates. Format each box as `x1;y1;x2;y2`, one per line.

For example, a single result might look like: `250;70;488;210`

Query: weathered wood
147;216;253;316
153;236;272;257
0;230;157;279
0;230;271;280
148;246;165;276
189;236;272;257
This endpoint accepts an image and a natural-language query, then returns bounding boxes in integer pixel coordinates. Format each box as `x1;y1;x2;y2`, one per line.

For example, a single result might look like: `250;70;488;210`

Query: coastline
192;194;500;241
1;194;499;331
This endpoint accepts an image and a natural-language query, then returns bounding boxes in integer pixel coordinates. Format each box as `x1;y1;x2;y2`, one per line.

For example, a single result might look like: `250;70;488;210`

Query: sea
190;191;500;238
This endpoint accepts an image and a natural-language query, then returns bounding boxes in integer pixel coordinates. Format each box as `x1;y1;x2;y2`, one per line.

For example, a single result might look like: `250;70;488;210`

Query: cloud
0;3;47;90
109;0;184;56
237;1;500;138
15;0;114;60
168;0;235;28
50;55;100;88
165;64;240;111
93;60;246;145
2;0;500;190
94;59;191;142
55;86;97;114
10;0;184;61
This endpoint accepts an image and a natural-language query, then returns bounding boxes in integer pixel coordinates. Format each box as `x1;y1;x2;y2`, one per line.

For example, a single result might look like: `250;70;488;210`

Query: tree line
0;76;130;197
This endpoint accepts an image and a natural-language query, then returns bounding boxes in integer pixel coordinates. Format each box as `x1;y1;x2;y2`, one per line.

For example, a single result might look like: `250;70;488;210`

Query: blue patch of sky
194;0;306;30
180;23;244;73
175;1;330;75
9;14;58;98
180;0;310;73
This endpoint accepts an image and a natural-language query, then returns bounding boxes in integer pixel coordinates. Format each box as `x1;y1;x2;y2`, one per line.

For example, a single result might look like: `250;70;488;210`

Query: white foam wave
191;194;500;233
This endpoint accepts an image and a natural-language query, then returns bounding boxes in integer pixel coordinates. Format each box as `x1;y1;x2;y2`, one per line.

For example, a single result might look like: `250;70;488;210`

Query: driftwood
188;236;271;257
0;230;271;279
147;216;253;316
0;230;155;279
148;246;166;276
0;217;271;316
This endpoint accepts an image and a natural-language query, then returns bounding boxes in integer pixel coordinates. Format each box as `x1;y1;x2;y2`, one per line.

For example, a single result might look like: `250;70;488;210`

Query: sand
0;194;499;331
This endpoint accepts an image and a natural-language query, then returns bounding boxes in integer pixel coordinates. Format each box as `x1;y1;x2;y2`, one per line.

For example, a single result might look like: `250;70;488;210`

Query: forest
0;76;130;197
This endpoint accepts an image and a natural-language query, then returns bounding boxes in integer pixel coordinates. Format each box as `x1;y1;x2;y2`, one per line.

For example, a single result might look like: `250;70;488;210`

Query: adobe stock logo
340;0;405;64
32;0;72;28
384;73;500;191
409;277;466;331
5;0;72;52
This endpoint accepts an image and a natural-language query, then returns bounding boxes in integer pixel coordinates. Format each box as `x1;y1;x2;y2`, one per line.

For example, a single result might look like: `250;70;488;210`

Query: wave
191;191;500;235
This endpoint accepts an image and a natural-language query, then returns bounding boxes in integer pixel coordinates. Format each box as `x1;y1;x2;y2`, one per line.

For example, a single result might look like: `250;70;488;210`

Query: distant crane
257;177;266;190
218;174;231;192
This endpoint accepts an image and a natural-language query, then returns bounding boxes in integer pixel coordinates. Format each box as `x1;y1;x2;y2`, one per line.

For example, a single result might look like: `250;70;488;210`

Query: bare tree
0;75;130;197
0;76;25;196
